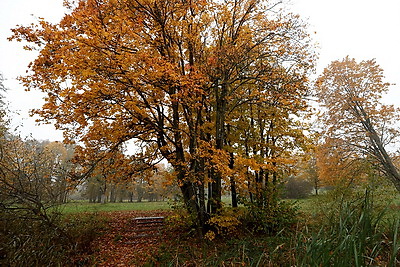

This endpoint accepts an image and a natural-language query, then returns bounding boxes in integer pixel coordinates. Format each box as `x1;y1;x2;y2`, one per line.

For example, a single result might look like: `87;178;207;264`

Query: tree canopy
316;57;400;191
11;0;315;227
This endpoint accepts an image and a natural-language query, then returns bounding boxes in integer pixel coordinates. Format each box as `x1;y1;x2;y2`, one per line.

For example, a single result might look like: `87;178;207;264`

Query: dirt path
90;210;172;266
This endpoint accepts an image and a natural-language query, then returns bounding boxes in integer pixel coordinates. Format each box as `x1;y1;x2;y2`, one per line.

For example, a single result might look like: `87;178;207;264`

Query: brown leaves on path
90;210;172;266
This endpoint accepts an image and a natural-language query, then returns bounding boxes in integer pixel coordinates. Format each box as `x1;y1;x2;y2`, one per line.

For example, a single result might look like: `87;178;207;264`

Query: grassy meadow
58;200;171;213
59;195;237;214
59;189;400;217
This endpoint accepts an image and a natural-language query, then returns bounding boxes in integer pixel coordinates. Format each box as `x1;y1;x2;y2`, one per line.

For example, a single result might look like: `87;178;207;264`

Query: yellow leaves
204;230;216;241
81;68;96;78
237;157;262;172
0;134;76;204
206;212;242;239
315;139;369;187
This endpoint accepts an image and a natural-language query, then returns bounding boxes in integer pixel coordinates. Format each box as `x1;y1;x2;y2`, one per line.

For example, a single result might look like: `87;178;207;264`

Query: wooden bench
133;216;165;225
125;216;165;243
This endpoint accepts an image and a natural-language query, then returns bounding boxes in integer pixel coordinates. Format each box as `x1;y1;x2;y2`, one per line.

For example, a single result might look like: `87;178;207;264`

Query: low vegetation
1;183;400;266
0;209;106;266
150;188;400;266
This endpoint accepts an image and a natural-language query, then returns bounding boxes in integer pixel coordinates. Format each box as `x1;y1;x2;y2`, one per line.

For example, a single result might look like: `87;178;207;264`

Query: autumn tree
43;141;76;203
316;57;400;191
291;149;321;195
0;137;76;209
315;138;372;189
0;135;77;256
11;0;315;228
228;68;312;207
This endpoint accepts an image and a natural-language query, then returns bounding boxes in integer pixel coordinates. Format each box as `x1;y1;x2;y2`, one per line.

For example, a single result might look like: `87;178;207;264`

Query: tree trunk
368;127;400;191
226;125;237;208
110;184;116;203
180;180;203;226
207;182;212;214
211;82;228;213
230;178;238;208
210;170;222;213
359;109;400;191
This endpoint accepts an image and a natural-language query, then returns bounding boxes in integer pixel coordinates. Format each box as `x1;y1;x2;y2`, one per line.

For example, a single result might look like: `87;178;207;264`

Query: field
59;200;171;213
60;191;400;217
59;195;235;214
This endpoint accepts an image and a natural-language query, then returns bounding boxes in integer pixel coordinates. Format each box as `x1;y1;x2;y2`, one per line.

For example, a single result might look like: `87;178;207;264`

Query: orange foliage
10;0;316;221
316;57;400;191
316;138;370;187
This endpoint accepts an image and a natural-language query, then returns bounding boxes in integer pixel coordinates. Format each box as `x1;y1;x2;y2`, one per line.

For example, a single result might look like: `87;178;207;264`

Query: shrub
205;209;242;240
241;200;299;235
283;177;313;199
0;208;105;266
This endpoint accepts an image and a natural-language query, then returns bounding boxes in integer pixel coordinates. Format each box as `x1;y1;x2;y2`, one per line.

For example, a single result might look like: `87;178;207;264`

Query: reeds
295;190;399;266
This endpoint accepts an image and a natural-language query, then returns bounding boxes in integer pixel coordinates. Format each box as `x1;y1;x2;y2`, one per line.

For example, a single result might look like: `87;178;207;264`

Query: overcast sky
0;0;399;141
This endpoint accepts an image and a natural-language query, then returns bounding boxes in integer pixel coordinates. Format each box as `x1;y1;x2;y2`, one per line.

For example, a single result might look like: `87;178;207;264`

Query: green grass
58;195;235;214
295;190;400;266
58;200;171;214
57;188;400;217
289;188;400;219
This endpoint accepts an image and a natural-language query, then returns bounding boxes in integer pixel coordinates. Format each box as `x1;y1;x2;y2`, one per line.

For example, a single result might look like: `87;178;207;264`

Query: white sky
0;0;399;141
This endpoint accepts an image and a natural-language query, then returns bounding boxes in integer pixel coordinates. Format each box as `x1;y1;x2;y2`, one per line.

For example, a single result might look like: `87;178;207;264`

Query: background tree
84;174;105;203
292;150;321;195
304;152;320;195
0;137;76;213
0;73;5;97
0;75;101;266
316;57;400;191
283;175;313;199
43;141;76;203
315;138;371;189
11;0;315;228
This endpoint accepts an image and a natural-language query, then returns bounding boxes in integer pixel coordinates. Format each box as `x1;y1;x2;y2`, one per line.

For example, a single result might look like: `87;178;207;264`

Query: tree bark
353;104;400;191
229;152;238;208
365;122;400;191
211;81;227;213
